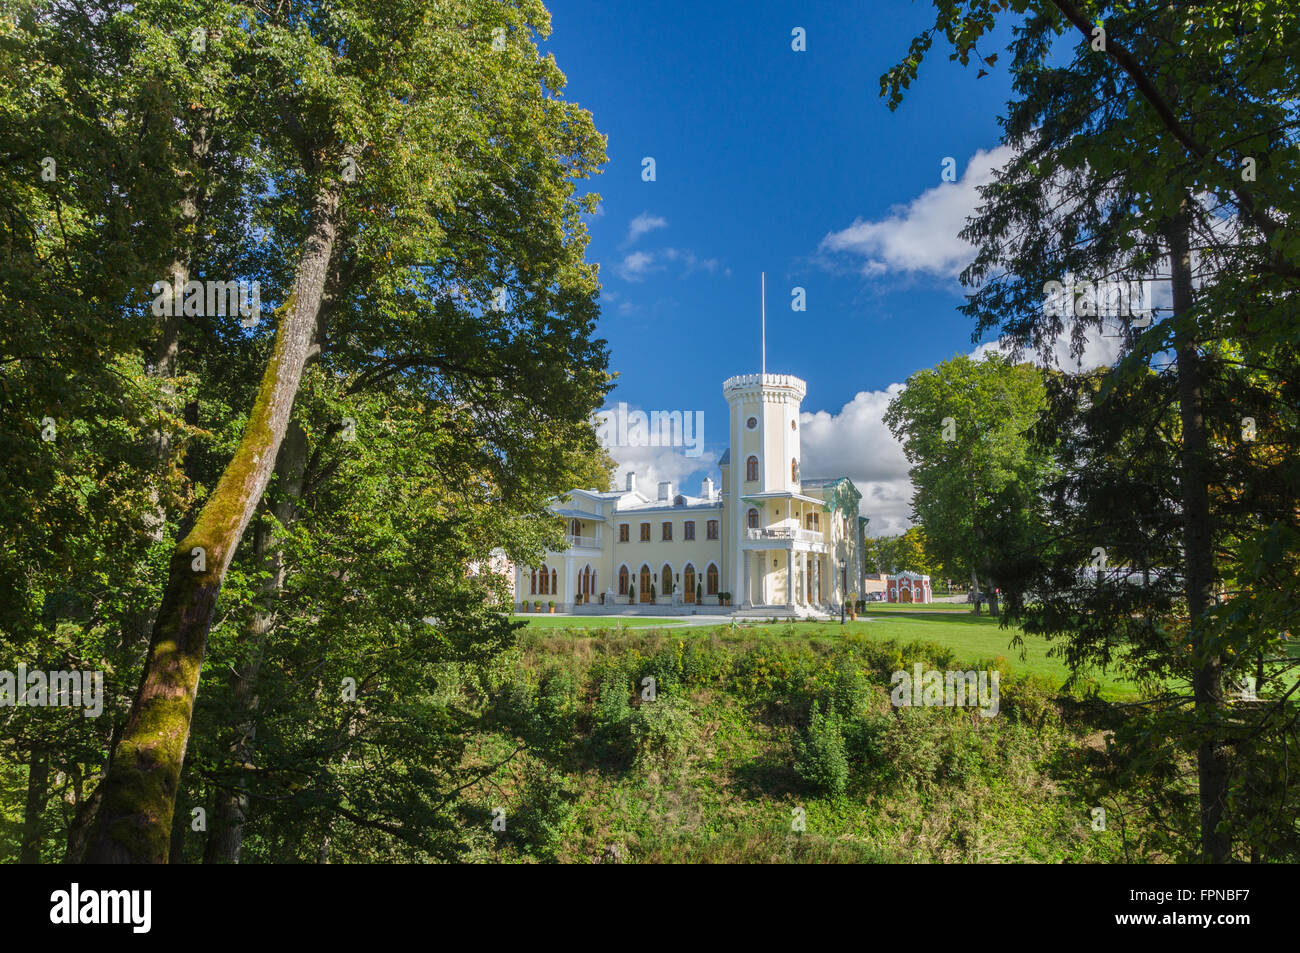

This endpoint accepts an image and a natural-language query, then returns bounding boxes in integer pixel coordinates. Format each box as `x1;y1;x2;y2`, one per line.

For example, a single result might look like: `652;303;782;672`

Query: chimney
626;471;636;492
658;481;672;501
702;476;714;500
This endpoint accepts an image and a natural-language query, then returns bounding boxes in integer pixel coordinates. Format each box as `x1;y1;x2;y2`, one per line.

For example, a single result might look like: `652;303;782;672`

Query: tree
884;353;1050;615
886;0;1300;861
81;0;609;863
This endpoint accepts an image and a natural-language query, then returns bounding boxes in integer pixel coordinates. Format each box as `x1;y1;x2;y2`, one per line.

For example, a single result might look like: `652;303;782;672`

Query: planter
549;606;555;614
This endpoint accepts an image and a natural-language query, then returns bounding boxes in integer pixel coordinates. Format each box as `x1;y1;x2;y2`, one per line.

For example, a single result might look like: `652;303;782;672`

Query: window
805;513;814;530
662;521;672;541
746;455;759;481
619;523;629;542
538;564;550;595
707;563;719;595
640;522;651;541
746;416;757;430
570;518;581;536
747;508;759;529
618;565;629;595
707;520;719;540
684;520;695;540
814;512;820;530
530;569;537;595
674;495;686;506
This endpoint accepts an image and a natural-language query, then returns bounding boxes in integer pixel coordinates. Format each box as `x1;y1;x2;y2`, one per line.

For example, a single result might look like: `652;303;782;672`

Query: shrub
794;702;850;796
629;696;697;772
592;671;633;758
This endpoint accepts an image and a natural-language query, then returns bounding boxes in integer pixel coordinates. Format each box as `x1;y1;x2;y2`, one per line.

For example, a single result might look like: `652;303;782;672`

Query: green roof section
818;477;862;518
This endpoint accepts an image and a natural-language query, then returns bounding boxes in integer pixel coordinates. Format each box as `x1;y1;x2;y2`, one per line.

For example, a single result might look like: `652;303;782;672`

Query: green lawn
510;613;695;629
513;609;1151;698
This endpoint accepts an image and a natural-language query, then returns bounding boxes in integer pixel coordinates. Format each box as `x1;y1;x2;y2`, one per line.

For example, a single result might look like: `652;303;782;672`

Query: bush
533;666;582;746
794;702;850;796
592;671;633;758
629;696;697;772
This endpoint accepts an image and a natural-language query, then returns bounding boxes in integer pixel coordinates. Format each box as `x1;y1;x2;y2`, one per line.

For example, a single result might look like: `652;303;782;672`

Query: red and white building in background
885;571;932;603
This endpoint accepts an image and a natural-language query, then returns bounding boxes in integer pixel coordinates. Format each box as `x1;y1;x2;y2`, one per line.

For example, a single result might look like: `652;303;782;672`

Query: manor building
516;372;867;616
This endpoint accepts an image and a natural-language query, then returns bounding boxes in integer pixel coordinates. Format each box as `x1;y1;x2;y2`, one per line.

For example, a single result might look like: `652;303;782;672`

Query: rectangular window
619;523;630;542
640;522;651;541
662;521;672;541
684;521;695;540
707;520;719;540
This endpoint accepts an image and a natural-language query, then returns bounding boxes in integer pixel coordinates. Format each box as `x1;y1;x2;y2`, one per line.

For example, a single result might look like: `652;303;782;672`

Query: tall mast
761;271;766;377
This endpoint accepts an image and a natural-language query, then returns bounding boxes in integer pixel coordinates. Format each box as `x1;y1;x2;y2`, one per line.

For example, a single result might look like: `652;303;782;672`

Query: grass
510;614;697;629
514;610;1148;699
470;614;1142;864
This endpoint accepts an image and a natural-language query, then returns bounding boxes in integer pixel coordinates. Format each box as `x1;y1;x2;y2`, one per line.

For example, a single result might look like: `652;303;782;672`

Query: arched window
706;563;720;595
661;564;672;596
746;455;759;481
619;565;629;595
748;508;759;529
538;564;549;595
639;565;652;602
791;458;799;481
530;569;537;595
683;564;696;602
550;568;557;595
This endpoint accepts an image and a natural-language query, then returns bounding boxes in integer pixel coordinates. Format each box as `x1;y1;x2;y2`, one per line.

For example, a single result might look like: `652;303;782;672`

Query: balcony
566;533;601;549
745;527;823;544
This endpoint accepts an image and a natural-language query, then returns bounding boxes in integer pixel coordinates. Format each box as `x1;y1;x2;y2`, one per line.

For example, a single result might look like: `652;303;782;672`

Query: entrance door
684;565;696;603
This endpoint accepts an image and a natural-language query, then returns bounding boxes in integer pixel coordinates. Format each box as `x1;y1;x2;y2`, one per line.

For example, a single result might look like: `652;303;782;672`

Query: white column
743;551;751;608
784;548;794;608
564;554;574;609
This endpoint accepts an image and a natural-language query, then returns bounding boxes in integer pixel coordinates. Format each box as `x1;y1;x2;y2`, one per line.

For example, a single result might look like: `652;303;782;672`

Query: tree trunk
1168;206;1230;864
85;181;342;864
19;748;49;863
204;420;307;864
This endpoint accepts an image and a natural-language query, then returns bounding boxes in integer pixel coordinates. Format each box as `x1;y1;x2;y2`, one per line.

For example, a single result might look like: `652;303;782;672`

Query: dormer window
674;494;686;506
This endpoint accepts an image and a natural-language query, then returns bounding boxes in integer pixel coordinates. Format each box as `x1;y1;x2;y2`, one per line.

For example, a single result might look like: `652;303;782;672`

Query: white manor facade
516;372;867;616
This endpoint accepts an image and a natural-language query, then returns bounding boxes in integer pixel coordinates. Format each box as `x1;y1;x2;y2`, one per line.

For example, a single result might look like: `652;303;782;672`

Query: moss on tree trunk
85;184;341;864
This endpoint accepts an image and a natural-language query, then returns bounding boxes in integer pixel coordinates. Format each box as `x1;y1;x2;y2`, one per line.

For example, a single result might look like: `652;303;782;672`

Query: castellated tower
722;373;806;494
721;373;808;605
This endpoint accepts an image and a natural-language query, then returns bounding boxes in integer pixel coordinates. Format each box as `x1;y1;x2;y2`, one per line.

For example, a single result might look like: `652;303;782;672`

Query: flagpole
761;271;766;377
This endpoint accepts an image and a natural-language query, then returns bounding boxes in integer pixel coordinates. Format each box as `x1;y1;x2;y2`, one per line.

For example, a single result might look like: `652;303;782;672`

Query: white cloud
625;211;668;246
615;247;722;282
820;144;1016;279
799;385;915;536
801;327;1121;538
617;250;658;281
610;445;717;497
662;247;720;274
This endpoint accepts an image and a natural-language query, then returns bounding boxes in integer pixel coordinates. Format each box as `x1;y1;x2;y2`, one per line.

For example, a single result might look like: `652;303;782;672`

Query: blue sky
540;1;1108;533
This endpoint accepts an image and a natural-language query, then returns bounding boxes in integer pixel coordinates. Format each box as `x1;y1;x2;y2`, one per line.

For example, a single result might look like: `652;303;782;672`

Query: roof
552;506;607;521
718;448;730;466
